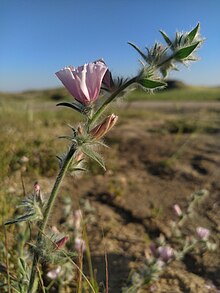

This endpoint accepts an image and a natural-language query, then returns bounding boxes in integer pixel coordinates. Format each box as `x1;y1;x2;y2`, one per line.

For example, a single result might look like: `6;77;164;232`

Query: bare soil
50;102;220;292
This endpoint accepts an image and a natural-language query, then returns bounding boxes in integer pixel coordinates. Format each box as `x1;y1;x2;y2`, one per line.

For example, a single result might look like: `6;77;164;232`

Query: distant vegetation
0;81;220;103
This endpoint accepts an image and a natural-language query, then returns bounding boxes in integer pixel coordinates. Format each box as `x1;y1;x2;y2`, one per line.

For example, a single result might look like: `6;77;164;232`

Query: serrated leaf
139;78;167;89
187;23;200;43
81;146;106;170
128;42;148;62
159;30;173;48
174;42;200;60
56;102;84;113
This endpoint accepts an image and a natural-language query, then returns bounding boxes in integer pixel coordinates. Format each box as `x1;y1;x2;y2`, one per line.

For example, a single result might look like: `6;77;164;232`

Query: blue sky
0;0;220;92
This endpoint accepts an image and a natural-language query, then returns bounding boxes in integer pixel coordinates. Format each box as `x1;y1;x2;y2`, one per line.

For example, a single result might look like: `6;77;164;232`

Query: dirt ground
7;102;220;293
39;102;220;292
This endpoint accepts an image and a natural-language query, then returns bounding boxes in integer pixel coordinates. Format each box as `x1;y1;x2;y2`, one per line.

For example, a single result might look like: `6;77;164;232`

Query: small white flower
47;266;61;279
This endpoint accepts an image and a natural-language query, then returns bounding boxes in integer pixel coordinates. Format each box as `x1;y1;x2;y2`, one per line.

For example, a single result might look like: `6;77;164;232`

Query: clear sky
0;0;220;92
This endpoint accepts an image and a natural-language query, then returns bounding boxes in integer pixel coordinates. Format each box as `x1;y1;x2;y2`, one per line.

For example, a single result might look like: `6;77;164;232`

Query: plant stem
156;55;174;68
89;76;137;128
4;225;11;293
83;225;96;290
28;145;76;293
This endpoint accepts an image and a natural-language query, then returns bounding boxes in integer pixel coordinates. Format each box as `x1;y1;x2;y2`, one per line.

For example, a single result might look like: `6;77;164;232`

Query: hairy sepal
139;78;167;89
81;145;106;170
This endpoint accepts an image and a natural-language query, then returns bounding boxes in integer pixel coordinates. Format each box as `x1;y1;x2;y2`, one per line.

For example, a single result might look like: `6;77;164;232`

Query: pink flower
55;61;108;106
173;204;182;217
74;237;86;252
196;227;210;240
158;246;174;262
47;266;61;279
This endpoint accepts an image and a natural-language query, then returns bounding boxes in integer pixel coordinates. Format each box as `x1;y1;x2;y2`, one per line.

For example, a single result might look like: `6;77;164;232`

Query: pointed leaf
71;167;87;172
178;34;184;46
187;23;200;43
18;258;27;274
139;78;167;89
56;102;83;113
174;42;200;60
94;140;109;148
128;42;148;62
160;68;168;78
4;213;35;225
159;30;173;48
81;146;106;170
58;135;73;141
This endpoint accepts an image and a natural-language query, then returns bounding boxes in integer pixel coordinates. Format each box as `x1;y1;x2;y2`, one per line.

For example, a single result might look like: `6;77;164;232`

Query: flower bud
34;182;40;193
55;235;69;250
196;227;210;241
149;243;158;257
75;152;84;162
90;114;118;140
51;226;60;234
34;181;43;203
77;125;83;135
73;209;83;231
74;237;86;252
173;204;182;217
94;59;115;90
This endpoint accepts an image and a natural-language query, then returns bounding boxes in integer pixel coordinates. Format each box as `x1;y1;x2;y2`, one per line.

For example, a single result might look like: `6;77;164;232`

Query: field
1;86;220;292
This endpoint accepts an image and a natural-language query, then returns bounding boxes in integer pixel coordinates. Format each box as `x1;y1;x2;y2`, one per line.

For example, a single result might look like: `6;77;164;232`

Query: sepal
80;145;106;170
138;78;167;89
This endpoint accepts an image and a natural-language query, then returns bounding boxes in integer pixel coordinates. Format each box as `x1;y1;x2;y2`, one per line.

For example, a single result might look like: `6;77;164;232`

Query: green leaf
71;167;87;172
159;30;173;48
58;135;73;141
174;42;200;60
128;42;148;62
187;23;200;43
4;213;36;225
81;145;106;170
18;258;27;275
139;78;167;89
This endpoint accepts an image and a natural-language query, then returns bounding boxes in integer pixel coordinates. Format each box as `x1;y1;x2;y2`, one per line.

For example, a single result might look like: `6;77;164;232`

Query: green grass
1;85;220;103
126;86;220;101
0;85;219;222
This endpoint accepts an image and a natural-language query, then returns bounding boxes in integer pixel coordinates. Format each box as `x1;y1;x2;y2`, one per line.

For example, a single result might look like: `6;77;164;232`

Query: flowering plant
122;190;217;293
2;23;209;293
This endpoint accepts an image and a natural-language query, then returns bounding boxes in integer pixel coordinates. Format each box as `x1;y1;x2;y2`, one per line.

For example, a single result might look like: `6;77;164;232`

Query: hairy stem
156;55;174;68
28;145;76;293
89;76;137;128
